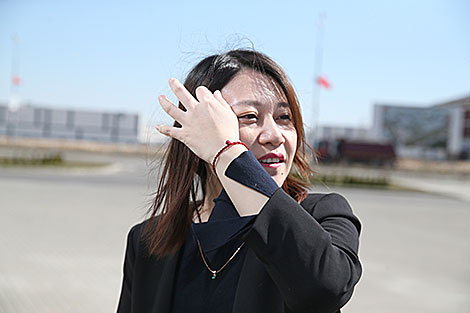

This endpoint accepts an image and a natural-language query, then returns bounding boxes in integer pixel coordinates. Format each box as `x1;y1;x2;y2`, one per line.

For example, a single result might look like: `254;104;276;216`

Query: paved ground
0;152;469;313
390;172;470;202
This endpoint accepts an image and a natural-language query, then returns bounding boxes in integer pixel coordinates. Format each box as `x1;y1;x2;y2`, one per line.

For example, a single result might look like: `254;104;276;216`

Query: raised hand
156;78;240;164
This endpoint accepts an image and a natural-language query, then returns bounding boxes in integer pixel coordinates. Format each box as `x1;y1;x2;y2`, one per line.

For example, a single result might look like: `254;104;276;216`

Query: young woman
117;49;362;313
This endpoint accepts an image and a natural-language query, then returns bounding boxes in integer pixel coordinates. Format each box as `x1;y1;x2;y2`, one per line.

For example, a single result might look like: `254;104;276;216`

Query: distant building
314;126;372;142
373;95;470;160
0;103;139;144
434;96;470;159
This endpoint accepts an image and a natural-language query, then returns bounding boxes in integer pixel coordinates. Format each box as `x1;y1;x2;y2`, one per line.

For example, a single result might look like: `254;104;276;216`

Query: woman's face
221;70;298;187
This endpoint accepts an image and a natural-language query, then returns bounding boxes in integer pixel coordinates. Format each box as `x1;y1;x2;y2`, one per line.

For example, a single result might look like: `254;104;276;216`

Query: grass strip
0;154;108;168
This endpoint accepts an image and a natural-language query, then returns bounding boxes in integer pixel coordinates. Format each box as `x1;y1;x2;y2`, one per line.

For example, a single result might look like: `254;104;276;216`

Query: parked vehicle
316;139;396;166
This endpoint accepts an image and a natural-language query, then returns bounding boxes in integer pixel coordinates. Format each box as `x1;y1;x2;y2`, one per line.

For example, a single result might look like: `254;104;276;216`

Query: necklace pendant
211;271;217;280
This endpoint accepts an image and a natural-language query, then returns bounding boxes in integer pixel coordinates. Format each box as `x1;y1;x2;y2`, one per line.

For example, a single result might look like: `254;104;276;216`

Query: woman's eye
238;114;258;120
278;114;292;121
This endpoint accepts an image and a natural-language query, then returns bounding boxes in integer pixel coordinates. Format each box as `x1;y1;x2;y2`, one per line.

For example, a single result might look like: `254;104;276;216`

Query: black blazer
117;189;362;313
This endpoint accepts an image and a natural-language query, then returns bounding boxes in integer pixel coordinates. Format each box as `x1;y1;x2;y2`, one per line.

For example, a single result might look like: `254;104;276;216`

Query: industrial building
314;126;372;142
373;95;470;160
0;103;139;144
312;94;470;160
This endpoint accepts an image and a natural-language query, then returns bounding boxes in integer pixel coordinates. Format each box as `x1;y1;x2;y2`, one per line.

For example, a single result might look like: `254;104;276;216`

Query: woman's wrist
214;144;248;178
215;145;269;217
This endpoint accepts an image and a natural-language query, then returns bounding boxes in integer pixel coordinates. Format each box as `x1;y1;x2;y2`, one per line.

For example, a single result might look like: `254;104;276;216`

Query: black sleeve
225;150;279;197
116;225;139;313
242;189;362;313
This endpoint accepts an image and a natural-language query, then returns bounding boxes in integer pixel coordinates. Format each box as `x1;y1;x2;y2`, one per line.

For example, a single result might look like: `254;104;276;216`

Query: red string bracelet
211;140;248;174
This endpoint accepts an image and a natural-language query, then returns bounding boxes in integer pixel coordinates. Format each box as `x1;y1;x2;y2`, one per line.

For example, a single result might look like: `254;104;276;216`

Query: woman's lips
258;152;284;161
260;162;283;169
257;152;285;169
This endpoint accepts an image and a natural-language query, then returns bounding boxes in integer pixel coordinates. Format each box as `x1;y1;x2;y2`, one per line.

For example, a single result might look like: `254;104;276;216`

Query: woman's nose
258;117;285;146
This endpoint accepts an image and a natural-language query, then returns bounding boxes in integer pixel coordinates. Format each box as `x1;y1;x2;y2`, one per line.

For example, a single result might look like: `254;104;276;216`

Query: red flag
12;75;22;86
317;75;331;89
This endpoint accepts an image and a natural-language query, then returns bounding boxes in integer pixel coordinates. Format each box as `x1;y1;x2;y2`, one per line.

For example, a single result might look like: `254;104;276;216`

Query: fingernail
155;125;160;131
158;95;164;101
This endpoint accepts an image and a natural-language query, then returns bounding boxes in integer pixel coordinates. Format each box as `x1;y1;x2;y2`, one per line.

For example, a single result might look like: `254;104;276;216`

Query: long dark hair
143;49;314;257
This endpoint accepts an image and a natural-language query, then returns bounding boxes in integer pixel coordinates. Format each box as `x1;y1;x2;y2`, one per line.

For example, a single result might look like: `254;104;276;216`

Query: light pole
310;12;326;148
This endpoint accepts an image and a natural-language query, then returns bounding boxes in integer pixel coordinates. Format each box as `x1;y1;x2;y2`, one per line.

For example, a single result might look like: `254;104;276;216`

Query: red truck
316;139;396;166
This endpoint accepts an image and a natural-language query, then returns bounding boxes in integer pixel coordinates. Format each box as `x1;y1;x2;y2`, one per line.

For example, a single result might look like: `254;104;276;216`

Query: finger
155;124;183;140
213;90;232;109
195;85;214;103
169;78;198;110
158;95;185;123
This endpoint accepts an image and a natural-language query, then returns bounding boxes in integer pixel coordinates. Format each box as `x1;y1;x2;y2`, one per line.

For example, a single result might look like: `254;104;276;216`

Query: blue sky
1;0;469;141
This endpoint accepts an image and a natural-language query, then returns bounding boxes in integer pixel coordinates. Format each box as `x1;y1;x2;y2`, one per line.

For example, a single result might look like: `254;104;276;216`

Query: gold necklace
191;226;245;280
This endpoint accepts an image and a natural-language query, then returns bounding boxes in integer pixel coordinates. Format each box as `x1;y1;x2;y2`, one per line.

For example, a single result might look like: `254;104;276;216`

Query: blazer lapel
232;248;284;313
149;249;182;313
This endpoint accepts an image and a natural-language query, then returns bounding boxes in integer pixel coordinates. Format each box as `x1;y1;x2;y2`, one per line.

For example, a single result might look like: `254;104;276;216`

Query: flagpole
9;33;21;111
310;12;326;148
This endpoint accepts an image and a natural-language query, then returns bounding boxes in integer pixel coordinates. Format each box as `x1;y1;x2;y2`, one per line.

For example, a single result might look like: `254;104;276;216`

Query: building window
464;109;470;138
0;107;6;124
66;111;75;129
102;113;109;131
34;108;42;127
464;128;470;138
134;115;138;134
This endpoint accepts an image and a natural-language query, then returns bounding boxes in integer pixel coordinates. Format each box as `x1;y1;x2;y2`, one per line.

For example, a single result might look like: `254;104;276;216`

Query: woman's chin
261;166;288;187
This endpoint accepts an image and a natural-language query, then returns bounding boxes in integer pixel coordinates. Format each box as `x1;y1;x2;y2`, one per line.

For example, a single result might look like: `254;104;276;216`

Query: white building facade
372;95;470;160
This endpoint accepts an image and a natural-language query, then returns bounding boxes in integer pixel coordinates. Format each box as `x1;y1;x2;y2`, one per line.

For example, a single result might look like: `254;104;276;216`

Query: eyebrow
232;100;290;108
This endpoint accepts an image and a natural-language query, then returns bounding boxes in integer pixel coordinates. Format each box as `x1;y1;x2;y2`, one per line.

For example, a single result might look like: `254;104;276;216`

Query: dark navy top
170;151;278;313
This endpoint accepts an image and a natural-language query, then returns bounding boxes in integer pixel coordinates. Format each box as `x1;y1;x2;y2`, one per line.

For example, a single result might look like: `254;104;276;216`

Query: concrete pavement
0;154;469;313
